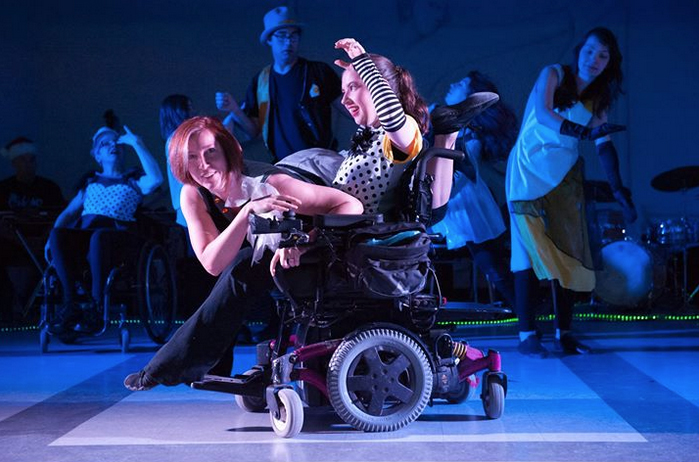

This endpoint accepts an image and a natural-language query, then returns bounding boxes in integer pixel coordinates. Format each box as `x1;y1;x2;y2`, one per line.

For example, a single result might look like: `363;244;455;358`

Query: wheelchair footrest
190;372;266;396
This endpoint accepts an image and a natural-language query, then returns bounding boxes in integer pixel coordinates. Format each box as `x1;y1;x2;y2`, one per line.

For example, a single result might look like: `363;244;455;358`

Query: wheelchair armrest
313;214;384;228
419;147;465;163
412;147;466;190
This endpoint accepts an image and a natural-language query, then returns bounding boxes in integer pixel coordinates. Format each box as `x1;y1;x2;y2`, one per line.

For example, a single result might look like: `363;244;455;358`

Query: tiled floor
1;318;698;462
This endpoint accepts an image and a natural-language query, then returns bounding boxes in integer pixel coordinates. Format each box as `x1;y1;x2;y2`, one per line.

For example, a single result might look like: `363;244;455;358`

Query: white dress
429;149;505;249
506;64;593;202
506;64;594;279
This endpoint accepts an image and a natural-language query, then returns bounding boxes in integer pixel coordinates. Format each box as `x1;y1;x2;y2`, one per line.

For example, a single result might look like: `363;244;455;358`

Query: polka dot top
333;117;422;215
82;172;143;223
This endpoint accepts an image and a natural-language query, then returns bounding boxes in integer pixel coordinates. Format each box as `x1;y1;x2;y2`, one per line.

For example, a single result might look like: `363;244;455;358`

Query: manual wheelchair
39;211;181;353
191;147;508;438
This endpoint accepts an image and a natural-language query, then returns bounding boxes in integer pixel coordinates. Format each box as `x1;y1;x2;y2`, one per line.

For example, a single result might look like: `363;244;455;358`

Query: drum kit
590;166;699;310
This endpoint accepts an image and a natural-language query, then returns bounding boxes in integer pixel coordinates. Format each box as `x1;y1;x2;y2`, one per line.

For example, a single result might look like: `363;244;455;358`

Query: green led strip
0;319;273;333
1;314;698;334
435;312;699;327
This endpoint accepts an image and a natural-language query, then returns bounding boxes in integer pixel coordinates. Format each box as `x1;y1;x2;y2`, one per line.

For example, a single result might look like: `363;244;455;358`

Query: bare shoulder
538;65;561;85
180;184;206;209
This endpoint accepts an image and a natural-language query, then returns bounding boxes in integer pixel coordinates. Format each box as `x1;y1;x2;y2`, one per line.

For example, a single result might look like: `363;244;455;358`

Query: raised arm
119;125;164;195
334;38;418;151
216;90;261;140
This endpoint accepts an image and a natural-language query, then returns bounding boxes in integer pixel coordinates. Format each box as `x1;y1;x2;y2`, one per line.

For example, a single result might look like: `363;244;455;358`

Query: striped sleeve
352;53;407;132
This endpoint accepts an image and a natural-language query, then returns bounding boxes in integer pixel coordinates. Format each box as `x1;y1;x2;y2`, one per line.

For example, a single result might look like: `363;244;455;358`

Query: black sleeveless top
197;160;287;233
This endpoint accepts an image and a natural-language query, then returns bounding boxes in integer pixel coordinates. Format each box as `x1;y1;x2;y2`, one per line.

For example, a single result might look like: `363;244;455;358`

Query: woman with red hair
124;116;362;390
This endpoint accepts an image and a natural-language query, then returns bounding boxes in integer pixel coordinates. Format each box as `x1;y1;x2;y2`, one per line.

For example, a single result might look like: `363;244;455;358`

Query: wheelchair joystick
249;212;309;248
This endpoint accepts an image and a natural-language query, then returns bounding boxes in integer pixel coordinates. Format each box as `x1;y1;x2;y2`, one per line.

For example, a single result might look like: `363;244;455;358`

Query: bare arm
181;185;248;276
428;132;458;208
120;125;164;195
334;38;417;151
267;174;364;215
53;190;85;228
532;65;567;132
216;92;261;139
182;183;309;276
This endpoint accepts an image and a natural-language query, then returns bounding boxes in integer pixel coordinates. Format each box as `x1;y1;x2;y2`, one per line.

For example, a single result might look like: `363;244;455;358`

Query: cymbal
584;180;615;203
651;166;699;192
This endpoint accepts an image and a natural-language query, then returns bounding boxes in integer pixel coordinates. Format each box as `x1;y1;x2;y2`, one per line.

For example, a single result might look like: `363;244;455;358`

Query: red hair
168;116;243;186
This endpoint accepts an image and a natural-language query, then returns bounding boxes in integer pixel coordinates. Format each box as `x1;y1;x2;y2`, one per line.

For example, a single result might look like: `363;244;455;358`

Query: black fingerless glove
560;119;626;141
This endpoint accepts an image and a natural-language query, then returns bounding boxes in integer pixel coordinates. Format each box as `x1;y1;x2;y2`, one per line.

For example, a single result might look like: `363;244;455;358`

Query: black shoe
431;91;500;135
554;334;591;355
124;370;159;391
517;335;549;358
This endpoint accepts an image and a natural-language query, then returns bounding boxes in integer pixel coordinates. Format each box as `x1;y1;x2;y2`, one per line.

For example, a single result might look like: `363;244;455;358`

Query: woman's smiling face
187;129;230;193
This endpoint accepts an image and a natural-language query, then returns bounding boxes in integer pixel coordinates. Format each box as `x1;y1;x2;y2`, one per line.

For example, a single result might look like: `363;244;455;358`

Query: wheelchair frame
191;147;508;438
39;230;178;353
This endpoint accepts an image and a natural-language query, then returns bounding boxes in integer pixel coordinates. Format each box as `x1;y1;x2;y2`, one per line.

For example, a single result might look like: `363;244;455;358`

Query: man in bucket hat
216;6;342;161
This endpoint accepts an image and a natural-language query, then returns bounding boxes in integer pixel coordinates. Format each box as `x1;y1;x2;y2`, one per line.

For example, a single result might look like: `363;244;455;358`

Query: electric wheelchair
191;147;508;438
39;211;181;353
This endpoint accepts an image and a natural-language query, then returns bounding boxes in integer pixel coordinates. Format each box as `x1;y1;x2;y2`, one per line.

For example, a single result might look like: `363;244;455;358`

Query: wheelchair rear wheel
327;327;432;432
138;243;177;344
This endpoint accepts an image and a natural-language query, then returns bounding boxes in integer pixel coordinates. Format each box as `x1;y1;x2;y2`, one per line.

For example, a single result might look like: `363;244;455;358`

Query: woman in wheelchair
124;116;362;391
45;123;163;334
279;38;498;221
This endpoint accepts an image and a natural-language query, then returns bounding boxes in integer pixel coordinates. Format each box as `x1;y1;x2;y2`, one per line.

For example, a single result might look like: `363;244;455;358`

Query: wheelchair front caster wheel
269;388;304;438
482;379;505;419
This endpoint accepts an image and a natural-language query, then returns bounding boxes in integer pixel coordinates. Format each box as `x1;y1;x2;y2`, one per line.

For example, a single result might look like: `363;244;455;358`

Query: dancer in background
506;27;636;357
429;71;518;306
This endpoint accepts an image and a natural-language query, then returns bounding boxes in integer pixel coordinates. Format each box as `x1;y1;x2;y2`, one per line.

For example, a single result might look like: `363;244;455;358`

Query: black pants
143;248;318;386
514;269;575;333
48;227;144;304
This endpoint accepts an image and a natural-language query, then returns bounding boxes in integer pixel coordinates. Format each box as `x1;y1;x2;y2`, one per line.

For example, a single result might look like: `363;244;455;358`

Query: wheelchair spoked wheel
137;243;177;344
327;327;432;432
39;266;80;351
269;388;304;438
